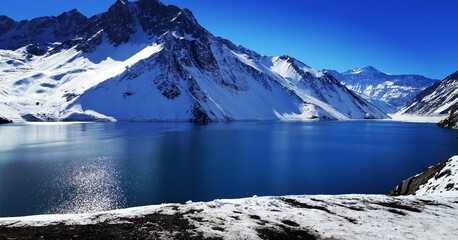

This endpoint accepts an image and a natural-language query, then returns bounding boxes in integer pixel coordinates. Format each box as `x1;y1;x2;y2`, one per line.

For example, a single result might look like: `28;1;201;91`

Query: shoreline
0;114;448;125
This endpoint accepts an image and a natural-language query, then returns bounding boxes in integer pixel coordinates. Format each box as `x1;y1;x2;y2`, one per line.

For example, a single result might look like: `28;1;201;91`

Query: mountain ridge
0;0;388;123
325;66;438;113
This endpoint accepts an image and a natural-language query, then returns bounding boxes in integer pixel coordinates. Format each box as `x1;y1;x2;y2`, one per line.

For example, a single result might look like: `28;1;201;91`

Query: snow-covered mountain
325;67;437;113
0;0;387;123
398;71;458;116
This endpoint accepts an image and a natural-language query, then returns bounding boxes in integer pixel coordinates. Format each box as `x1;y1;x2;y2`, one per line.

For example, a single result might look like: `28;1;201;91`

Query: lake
0;121;457;217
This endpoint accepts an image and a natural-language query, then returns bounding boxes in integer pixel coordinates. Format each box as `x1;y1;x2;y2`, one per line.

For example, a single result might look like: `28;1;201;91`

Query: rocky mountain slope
1;156;457;240
398;71;458;116
326;67;437;113
0;0;387;123
438;103;458;129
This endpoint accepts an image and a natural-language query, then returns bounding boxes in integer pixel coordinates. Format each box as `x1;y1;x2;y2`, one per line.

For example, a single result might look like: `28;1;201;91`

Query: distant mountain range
325;66;438;113
399;71;458;117
0;0;387;123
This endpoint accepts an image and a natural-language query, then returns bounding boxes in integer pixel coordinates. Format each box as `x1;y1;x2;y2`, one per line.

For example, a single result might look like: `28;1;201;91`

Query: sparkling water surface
0;121;457;217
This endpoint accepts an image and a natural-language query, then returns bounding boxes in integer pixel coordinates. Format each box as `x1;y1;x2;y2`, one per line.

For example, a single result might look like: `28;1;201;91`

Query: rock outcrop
390;161;448;196
390;156;458;196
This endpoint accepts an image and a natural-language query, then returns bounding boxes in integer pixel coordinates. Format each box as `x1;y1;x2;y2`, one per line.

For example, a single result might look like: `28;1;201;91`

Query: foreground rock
391;156;458;196
1;156;457;240
390;160;448;196
438;103;458;129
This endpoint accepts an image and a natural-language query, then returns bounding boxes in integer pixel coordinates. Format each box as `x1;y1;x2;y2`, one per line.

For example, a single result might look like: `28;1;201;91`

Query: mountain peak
57;9;86;19
68;8;80;14
0;15;16;35
108;0;133;12
351;66;382;74
362;66;378;71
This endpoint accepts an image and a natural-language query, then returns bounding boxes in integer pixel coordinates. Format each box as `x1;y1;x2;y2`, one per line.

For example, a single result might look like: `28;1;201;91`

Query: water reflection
49;156;125;214
0;121;457;217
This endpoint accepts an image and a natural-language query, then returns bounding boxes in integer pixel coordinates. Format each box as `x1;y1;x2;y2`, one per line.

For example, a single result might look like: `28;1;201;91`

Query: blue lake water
0;121;457;217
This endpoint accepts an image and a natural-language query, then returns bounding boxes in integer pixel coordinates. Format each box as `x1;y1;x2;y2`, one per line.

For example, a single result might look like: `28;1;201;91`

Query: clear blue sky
1;0;457;79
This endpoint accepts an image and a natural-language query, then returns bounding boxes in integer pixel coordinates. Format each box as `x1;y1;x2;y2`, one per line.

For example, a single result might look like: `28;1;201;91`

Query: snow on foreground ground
1;157;457;240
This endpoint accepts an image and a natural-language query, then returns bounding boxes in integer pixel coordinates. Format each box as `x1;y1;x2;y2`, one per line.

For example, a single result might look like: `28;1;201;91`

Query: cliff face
389;161;448;196
390;156;458;196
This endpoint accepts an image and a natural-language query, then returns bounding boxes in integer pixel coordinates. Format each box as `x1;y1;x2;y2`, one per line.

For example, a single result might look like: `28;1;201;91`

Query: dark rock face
0;117;13;124
0;10;88;51
191;105;211;123
438;103;458;129
75;30;102;52
0;16;16;35
138;0;171;35
138;0;205;37
21;114;43;122
53;10;89;40
103;0;136;45
70;0;208;51
0;0;200;51
389;160;448;196
25;43;50;56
